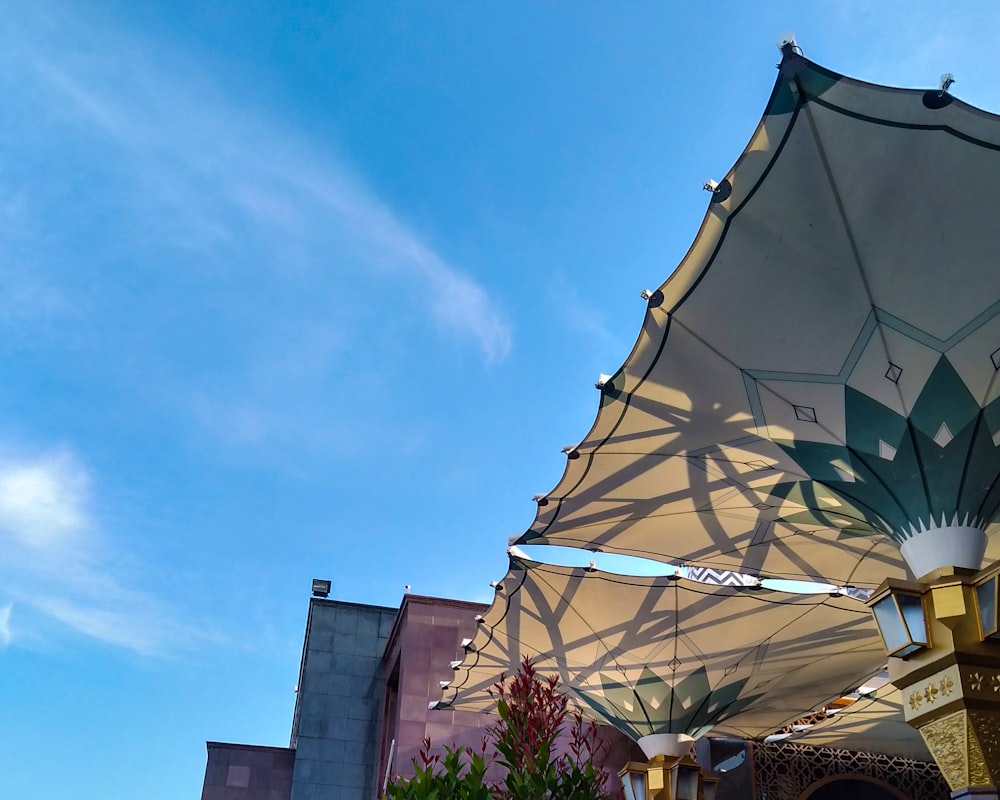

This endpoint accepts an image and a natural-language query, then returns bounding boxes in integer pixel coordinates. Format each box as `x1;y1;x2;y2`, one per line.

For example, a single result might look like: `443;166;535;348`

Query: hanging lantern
866;579;931;658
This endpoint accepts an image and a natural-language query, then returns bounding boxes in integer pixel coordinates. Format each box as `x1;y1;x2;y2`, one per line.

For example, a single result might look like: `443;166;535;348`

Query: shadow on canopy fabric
777;685;929;761
513;51;1000;587
437;558;885;742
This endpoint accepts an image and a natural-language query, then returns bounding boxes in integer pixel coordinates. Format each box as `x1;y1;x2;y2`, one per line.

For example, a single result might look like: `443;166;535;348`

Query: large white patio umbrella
514;49;1000;586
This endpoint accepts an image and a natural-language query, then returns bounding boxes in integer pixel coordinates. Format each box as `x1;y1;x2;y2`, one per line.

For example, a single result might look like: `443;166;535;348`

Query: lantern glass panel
629;772;646;800
976;577;998;639
898;593;929;645
676;765;700;800
872;595;909;653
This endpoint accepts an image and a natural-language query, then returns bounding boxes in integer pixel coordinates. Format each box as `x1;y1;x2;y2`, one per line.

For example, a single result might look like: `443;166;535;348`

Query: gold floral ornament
909;690;924;710
940;676;954;696
970;672;984;692
924;683;939;704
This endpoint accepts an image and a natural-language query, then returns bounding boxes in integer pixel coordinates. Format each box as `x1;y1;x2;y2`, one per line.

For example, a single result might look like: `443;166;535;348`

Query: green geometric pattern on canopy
513;50;1000;585
578;666;765;741
770;356;1000;542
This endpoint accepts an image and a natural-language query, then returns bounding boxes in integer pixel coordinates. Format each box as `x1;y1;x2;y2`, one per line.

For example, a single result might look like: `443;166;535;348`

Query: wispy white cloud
7;20;511;365
0;446;203;654
0;450;88;549
0;11;512;460
0;604;11;648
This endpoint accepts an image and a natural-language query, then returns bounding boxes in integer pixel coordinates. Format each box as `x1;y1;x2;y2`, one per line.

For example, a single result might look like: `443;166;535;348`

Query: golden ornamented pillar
870;565;1000;800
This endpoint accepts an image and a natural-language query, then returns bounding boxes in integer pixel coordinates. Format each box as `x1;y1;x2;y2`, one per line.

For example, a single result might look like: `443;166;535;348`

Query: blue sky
2;2;1000;798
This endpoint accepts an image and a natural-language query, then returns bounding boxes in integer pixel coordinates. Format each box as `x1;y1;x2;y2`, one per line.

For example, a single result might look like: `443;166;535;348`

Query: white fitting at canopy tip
638;733;696;759
508;544;529;560
640;288;653;301
899;524;986;579
595;373;612;389
776;33;797;50
703;179;720;192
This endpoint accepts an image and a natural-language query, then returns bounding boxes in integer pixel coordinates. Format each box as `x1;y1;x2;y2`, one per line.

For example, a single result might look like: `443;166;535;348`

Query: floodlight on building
596;374;613;389
640;289;654;301
311;578;331;598
940;73;955;92
866;579;931;658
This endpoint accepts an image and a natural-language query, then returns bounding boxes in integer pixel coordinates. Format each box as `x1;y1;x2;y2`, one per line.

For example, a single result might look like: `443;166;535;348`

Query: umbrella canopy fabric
515;53;1000;586
778;685;929;761
438;558;885;742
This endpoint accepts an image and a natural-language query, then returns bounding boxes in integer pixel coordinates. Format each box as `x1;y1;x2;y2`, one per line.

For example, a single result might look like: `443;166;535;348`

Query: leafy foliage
384;739;492;800
381;657;612;800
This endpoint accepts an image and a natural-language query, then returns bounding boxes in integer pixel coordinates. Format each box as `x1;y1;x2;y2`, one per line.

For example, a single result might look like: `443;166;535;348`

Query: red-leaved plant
384;657;612;799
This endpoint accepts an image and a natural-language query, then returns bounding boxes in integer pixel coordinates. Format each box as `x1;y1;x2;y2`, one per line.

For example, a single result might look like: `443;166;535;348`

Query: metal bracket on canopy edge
641;288;665;308
704;178;732;204
561;443;581;460
923;73;956;109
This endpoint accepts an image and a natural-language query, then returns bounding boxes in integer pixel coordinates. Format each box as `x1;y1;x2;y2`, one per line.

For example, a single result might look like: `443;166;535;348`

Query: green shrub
381;657;612;800
384;739;493;800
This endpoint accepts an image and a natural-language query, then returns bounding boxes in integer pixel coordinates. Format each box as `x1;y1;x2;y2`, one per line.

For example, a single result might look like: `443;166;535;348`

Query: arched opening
800;776;910;800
